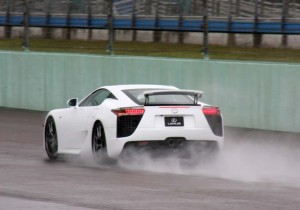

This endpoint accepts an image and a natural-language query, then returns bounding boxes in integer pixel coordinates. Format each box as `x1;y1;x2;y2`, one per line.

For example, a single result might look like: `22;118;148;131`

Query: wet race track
0;108;300;210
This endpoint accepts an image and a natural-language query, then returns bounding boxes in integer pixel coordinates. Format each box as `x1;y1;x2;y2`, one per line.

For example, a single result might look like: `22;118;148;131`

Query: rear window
123;88;196;105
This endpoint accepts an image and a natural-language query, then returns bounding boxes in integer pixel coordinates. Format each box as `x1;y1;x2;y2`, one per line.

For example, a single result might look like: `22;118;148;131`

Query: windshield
123;88;196;105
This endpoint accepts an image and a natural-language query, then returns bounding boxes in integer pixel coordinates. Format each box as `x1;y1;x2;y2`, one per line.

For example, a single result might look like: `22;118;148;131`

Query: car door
57;105;87;150
76;89;117;147
58;89;115;150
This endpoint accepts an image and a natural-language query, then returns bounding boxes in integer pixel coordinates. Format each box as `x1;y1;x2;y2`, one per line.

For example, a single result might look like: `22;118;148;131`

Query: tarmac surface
0;108;300;210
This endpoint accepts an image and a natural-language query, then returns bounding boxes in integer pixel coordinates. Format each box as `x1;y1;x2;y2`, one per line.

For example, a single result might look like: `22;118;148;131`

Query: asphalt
0;108;300;210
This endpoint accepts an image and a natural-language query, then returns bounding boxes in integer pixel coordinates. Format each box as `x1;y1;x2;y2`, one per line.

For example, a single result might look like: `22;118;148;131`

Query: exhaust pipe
166;138;185;147
167;139;175;147
177;139;184;146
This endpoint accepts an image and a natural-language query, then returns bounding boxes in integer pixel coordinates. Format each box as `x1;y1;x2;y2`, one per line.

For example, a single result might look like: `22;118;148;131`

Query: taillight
202;106;223;137
112;108;145;117
202;107;220;115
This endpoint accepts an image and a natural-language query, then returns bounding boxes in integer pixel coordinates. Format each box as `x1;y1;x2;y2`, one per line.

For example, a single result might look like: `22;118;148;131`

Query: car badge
171;108;179;114
171;118;177;123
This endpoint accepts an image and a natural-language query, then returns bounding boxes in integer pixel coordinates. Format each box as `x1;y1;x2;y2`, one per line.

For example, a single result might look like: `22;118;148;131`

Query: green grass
1;38;300;63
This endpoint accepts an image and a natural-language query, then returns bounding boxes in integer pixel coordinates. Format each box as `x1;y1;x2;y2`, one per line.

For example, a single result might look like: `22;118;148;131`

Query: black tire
92;121;108;164
44;116;59;160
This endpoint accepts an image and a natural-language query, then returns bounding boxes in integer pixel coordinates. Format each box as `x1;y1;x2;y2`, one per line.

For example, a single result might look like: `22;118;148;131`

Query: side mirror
67;98;78;107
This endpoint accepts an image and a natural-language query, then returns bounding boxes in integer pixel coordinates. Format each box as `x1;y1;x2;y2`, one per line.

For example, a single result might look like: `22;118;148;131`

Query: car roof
84;85;179;106
101;84;178;91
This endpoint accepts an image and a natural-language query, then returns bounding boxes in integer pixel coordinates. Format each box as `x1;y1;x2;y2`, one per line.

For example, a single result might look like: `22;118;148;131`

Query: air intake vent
117;115;143;138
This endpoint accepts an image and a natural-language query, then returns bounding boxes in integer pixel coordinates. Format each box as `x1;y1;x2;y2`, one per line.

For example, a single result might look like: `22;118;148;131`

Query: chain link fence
0;0;300;61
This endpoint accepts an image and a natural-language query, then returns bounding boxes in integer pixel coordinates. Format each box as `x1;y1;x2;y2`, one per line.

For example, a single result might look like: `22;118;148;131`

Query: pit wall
0;51;299;133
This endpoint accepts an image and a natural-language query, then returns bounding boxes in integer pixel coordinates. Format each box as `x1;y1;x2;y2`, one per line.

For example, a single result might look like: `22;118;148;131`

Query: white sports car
44;84;224;162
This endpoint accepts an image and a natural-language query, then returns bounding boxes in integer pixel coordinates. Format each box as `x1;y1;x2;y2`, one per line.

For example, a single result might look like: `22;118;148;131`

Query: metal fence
1;0;300;17
0;0;300;60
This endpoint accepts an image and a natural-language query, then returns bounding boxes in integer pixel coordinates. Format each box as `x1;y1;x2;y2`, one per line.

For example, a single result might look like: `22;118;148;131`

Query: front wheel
44;116;59;160
92;121;108;164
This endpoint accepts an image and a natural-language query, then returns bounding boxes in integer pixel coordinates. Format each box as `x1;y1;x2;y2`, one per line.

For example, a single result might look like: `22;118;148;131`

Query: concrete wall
0;51;299;133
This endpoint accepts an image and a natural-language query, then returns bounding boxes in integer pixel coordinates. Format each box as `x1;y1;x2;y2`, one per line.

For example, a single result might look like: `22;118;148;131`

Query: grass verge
0;38;300;63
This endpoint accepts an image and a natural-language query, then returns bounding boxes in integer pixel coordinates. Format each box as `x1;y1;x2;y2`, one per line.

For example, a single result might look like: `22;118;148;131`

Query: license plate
165;117;184;127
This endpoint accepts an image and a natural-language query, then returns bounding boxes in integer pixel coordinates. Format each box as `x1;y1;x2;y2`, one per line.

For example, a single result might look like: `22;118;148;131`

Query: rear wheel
92;121;108;163
45;116;59;160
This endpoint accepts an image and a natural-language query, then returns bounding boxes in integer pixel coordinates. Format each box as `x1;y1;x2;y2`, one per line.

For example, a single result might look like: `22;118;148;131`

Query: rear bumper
122;139;221;159
127;127;223;141
105;127;224;158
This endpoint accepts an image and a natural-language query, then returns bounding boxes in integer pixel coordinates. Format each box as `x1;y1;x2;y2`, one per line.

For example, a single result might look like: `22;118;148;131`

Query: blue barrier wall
1;15;300;34
0;51;299;133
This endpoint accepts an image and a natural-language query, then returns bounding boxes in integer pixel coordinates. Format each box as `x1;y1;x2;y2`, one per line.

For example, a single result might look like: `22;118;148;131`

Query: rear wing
143;90;203;105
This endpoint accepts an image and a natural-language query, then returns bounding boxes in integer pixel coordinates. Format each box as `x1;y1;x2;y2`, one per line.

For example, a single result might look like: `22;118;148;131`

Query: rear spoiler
144;90;203;105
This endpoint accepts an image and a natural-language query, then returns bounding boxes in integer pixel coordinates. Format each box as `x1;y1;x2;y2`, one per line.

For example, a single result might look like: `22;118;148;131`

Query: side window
80;89;116;107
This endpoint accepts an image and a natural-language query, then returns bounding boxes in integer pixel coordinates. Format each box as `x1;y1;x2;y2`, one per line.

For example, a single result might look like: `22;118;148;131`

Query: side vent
112;108;145;138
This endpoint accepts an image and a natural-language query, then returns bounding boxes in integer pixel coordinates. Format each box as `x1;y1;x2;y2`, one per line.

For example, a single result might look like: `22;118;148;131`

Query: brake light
112;108;145;117
202;107;220;115
202;106;223;136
